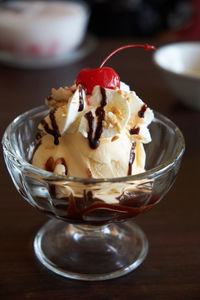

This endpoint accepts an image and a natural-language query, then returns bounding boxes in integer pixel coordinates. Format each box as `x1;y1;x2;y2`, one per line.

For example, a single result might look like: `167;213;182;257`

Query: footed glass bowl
2;105;185;281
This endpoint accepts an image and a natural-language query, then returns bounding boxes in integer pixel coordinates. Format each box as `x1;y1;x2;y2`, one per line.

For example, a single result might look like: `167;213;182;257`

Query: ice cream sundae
2;43;185;280
31;44;155;179
29;44;157;223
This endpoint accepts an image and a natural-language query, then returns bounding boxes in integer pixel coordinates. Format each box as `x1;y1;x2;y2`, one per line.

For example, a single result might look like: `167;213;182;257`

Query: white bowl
0;1;89;58
153;42;200;110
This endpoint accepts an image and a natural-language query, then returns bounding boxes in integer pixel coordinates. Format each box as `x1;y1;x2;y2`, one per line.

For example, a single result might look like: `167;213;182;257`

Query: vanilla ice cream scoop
32;81;154;178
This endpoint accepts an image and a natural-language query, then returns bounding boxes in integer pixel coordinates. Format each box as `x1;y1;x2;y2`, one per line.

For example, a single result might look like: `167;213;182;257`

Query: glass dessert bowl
2;105;185;281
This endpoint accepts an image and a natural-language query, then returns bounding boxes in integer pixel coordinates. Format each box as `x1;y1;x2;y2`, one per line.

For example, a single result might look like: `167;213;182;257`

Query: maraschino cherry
76;44;156;94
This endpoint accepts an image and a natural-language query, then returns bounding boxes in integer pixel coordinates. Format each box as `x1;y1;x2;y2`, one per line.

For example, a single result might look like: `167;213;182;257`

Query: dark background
86;0;193;37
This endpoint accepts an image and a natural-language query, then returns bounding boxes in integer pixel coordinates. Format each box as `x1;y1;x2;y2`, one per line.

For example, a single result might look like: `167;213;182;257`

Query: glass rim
2;105;185;184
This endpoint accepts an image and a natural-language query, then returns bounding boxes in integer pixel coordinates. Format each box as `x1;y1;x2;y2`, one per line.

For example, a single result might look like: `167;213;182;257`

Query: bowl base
34;219;148;281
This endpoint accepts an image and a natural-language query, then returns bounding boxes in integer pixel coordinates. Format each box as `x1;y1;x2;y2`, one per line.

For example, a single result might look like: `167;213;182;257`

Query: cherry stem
99;44;156;68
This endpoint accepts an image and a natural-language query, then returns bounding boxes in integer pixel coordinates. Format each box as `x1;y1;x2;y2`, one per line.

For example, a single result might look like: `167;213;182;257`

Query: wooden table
0;36;200;300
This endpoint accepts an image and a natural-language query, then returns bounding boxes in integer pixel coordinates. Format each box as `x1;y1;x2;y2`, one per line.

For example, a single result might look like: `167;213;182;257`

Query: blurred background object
0;0;200;71
179;0;200;40
0;0;90;59
0;0;197;39
154;41;200;111
0;0;199;64
85;0;193;37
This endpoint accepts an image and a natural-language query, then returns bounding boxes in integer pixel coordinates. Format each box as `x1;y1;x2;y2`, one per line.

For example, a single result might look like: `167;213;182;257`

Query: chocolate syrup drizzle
85;87;107;149
78;85;84;112
55;188;160;225
45;157;68;175
128;142;136;175
129;127;140;135
138;104;147;118
40;108;60;145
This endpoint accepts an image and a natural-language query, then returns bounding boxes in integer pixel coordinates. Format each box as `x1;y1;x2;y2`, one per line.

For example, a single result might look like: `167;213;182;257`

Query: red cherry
76;67;120;94
76;44;156;94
